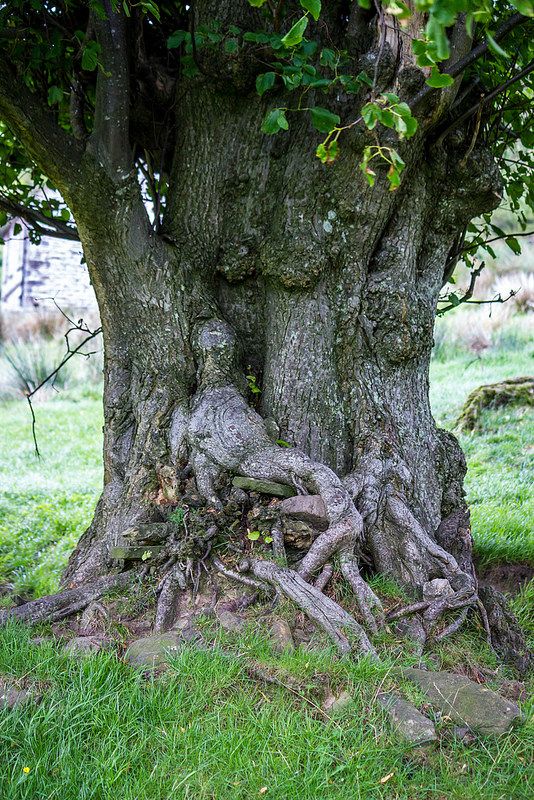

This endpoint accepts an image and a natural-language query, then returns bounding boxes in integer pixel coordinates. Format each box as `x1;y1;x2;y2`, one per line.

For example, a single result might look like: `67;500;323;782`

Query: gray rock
216;608;245;632
323;690;352;713
232;476;296;498
124;633;183;668
0;680;38;710
109;545;164;561
279;495;328;530
403;668;522;735
270;618;294;652
423;578;453;602
378;692;437;745
64;636;103;656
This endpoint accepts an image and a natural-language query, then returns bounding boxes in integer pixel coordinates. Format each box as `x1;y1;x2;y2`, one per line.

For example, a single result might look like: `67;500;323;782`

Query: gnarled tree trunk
60;88;502;657
1;1;529;672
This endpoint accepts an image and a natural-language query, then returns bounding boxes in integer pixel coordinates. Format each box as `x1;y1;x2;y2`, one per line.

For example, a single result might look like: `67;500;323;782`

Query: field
0;313;532;799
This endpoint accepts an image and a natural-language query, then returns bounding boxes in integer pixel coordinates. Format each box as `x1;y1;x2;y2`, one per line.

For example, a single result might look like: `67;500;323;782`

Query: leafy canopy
0;0;533;278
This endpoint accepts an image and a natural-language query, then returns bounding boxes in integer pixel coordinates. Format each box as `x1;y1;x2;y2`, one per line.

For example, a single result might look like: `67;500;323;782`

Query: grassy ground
0;320;533;800
0;616;532;800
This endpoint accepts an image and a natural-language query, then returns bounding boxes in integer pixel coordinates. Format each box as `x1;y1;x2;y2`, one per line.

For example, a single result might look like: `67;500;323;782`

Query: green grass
0;397;102;596
430;337;534;568
0;623;532;800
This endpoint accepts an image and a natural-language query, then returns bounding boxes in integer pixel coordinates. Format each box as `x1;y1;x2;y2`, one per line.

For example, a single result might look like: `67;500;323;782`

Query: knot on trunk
364;287;434;363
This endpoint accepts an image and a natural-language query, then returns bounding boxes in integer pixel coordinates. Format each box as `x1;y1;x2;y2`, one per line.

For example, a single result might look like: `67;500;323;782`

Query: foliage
0;0;532;290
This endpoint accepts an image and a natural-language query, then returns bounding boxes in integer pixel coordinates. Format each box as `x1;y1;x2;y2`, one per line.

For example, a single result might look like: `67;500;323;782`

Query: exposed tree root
245;558;377;657
0;572;132;626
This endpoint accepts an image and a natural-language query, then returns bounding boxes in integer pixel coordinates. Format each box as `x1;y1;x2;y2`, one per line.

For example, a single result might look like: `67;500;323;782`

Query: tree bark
52;81;508;656
2;5;527;668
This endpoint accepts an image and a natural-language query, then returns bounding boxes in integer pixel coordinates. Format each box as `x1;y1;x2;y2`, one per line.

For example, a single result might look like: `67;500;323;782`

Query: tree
0;0;532;668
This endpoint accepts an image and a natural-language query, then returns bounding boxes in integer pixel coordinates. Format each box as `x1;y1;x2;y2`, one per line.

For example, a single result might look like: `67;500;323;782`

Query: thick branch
90;1;131;175
0;57;82;192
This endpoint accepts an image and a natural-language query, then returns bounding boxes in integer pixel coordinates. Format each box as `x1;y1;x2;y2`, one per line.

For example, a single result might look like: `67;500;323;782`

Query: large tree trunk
3;5;528;671
53;84;509;658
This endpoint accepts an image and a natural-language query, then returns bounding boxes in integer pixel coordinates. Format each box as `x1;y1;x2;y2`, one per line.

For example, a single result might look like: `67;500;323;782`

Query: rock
122;523;169;544
394;616;426;654
232;476;296;498
270;618;294;652
323;690;352;713
279;495;328;530
452;725;476;744
378;692;437;745
283;520;314;550
422;578;453;602
64;636;103;656
215;608;245;632
403;668;522;735
109;545;164;561
0;679;39;710
124;633;183;668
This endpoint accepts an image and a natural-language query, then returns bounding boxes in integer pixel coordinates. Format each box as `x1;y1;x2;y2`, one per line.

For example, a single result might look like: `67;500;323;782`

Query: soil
477;562;533;596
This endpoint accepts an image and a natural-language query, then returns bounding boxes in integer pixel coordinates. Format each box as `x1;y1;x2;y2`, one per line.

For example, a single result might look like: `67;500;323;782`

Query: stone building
0;219;97;311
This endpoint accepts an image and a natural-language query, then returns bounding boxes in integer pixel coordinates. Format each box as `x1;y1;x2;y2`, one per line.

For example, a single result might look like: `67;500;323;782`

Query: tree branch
411;13;531;113
436;59;534;144
90;1;131;176
0;57;82;193
0;195;79;241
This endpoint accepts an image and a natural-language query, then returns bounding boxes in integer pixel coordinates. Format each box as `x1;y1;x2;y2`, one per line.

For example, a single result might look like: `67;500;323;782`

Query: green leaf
261;108;289;134
248;0;269;6
505;236;521;255
385;1;412;19
309;106;340;133
387;165;402;190
300;0;321;21
47;85;63;105
486;32;508;59
361;102;381;129
256;72;276;96
316;139;339;164
81;41;101;71
264;536;273;544
425;66;454;88
167;30;188;48
426;15;450;60
511;0;534;16
281;15;308;47
247;530;260;541
224;38;239;54
320;48;337;68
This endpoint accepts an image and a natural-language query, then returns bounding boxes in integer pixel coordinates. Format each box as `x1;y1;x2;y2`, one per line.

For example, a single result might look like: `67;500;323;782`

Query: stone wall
1;221;97;311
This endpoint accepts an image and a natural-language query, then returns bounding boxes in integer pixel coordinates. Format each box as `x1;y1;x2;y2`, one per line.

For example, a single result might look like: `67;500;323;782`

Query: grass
0;318;532;799
0;396;102;596
429;330;534;568
0;622;532;800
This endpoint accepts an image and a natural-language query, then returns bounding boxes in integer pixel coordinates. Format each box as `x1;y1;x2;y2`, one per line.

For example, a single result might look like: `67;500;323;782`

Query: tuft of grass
0;397;102;595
